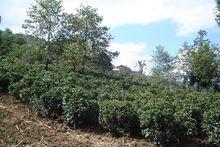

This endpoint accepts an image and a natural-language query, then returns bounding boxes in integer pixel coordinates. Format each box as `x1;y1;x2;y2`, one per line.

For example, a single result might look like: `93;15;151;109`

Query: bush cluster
99;100;140;136
62;87;99;127
0;62;219;145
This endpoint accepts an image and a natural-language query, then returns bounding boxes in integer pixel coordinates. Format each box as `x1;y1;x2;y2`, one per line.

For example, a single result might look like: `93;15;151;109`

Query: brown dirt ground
0;94;153;147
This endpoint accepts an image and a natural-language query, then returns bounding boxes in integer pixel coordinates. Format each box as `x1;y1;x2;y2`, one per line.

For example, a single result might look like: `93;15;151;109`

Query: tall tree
23;0;63;41
188;30;218;90
174;42;192;84
63;5;117;71
151;45;174;79
22;0;64;69
174;30;220;90
75;5;116;71
215;0;220;26
193;30;209;49
189;43;218;90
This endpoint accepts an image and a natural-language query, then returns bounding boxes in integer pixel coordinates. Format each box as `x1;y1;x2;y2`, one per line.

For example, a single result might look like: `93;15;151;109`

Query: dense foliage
99;100;140;136
216;0;220;26
0;60;219;145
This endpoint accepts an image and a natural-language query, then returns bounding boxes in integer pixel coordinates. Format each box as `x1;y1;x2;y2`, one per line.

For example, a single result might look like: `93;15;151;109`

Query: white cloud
108;42;153;74
168;1;216;36
0;0;216;35
64;0;216;36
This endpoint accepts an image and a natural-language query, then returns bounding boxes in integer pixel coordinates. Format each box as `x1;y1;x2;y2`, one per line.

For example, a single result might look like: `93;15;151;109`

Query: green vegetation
1;58;219;145
99;100;139;136
0;0;220;146
216;0;220;26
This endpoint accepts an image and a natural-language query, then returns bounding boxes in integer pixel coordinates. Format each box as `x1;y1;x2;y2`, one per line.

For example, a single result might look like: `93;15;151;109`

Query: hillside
0;94;153;147
0;0;220;146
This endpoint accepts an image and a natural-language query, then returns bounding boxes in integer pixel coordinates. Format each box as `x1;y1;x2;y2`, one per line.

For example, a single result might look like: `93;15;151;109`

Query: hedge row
0;63;219;145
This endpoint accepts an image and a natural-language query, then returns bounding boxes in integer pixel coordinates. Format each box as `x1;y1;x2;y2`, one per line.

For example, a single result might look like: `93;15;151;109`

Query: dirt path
0;94;152;147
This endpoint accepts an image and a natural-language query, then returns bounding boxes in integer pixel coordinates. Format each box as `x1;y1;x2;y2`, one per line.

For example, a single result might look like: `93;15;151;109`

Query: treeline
0;0;220;146
150;30;220;91
1;0;118;72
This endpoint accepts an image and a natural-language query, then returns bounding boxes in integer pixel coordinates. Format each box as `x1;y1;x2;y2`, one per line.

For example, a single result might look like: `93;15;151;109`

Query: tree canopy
21;0;117;71
215;0;220;26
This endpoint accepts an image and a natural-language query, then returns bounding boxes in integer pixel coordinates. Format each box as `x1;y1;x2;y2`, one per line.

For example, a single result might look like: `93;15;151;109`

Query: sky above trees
1;0;220;73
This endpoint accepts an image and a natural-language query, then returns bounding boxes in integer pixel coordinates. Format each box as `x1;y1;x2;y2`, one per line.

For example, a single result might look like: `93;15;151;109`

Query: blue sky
1;0;220;73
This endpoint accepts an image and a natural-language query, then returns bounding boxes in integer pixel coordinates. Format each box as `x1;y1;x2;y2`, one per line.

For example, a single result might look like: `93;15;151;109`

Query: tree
151;45;174;80
63;5;117;71
193;30;209;49
75;5;117;71
173;42;192;85
215;0;220;26
152;46;173;69
62;35;90;71
211;42;220;91
136;60;146;74
187;30;219;90
173;30;219;90
3;28;12;35
189;43;218;90
22;0;64;70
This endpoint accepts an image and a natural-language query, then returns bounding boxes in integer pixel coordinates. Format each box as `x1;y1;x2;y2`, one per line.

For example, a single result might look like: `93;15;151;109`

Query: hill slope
0;94;152;147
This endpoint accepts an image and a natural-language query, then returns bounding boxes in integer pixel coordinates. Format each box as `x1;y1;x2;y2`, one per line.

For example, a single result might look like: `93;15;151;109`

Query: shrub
139;98;175;144
62;87;99;127
30;87;63;118
9;69;60;100
8;79;32;102
173;98;198;140
183;91;218;138
2;60;220;146
202;99;220;144
0;64;22;91
80;100;99;126
99;100;140;136
137;90;220;145
139;94;198;145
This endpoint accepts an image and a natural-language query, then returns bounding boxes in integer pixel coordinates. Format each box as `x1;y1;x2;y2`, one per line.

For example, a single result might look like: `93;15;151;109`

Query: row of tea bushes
0;63;219;145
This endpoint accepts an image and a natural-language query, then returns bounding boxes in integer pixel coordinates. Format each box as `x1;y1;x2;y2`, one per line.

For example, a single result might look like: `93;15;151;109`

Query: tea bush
203;99;220;144
1;62;220;146
139;97;175;144
62;87;99;127
30;87;63;118
99;100;140;136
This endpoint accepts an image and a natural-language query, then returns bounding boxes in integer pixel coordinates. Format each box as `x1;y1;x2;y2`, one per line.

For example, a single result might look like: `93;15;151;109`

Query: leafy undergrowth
0;94;153;147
